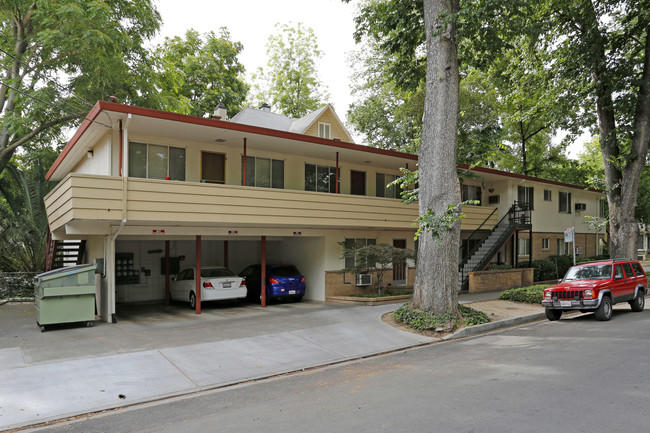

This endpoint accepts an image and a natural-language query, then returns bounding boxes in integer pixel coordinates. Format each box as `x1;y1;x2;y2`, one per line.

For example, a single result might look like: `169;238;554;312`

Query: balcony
44;174;497;236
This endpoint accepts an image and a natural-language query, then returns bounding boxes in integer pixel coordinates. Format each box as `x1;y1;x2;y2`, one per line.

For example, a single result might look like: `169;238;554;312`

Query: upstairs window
376;173;402;199
559;191;572;213
242;156;284;189
305;163;339;193
599;199;608;218
462;185;482;205
517;186;534;209
544;189;552;201
129;142;186;181
318;122;331;139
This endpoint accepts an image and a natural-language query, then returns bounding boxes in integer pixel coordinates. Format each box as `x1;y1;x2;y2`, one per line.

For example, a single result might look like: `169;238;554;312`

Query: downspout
106;114;131;323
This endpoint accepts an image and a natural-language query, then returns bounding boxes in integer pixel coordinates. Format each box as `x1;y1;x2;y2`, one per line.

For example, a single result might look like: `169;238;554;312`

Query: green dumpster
35;264;97;332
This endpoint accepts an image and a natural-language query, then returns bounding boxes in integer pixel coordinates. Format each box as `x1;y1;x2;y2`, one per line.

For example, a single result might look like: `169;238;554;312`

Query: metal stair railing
459;202;532;291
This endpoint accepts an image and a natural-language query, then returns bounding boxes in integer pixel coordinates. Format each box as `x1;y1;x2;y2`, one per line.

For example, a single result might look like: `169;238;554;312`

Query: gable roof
230;104;354;143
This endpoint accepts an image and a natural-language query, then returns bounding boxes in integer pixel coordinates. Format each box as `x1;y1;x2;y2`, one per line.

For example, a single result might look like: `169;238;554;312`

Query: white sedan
170;266;247;308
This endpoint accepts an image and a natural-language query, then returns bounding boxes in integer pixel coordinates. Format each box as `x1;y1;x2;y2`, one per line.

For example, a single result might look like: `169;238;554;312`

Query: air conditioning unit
575;203;587;212
356;274;372;286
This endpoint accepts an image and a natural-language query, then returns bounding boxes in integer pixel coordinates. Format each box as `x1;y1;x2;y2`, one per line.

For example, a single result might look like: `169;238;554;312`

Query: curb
443;312;547;340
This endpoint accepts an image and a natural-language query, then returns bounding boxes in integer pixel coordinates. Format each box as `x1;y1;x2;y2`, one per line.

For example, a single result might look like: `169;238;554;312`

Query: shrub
485;263;513;271
393;303;490;331
0;273;37;301
498;284;551;304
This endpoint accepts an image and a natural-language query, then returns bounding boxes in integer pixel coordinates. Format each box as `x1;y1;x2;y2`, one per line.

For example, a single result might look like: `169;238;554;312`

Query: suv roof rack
589;258;632;263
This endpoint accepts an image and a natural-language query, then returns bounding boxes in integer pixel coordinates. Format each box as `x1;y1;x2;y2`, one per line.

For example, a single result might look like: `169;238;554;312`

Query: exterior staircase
45;231;86;271
458;203;531;291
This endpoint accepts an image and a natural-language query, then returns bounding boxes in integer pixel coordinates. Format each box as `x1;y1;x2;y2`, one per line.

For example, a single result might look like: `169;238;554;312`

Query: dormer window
318;122;331;139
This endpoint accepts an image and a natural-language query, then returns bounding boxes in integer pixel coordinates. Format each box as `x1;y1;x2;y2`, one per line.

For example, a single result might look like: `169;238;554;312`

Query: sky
151;0;589;157
152;0;359;120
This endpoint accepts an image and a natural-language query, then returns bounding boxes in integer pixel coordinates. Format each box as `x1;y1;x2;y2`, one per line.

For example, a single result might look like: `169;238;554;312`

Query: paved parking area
0;300;436;430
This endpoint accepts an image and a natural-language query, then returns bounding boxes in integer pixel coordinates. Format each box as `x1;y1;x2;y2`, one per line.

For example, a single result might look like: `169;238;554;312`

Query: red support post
196;235;201;314
261;235;266;308
243;138;247;186
224;240;229;268
165;240;170;306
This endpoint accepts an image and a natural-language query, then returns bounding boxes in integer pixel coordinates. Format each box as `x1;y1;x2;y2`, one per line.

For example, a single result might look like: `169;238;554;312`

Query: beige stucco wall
72;131;112;176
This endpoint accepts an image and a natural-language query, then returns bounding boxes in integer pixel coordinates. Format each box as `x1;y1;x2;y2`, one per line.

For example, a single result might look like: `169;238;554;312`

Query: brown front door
393;239;407;285
350;170;366;195
201;152;225;184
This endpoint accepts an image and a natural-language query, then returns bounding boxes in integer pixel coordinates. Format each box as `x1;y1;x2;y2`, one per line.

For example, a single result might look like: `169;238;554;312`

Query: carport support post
336;152;339;194
224;240;229;268
196;235;201;314
165;240;170;306
261;235;267;308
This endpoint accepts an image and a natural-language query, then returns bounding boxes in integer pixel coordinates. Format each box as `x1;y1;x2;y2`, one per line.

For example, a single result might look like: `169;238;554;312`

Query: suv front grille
556;290;584;300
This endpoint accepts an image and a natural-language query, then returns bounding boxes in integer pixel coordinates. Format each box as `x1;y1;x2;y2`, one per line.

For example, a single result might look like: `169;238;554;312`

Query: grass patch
393;303;490;332
498;284;551;304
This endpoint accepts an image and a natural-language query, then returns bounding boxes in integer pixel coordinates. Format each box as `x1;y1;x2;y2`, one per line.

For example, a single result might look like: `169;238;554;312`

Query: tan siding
303;109;351;141
45;173;491;231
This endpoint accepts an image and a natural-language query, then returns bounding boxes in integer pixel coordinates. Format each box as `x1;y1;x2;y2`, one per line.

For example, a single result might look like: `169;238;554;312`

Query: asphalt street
27;305;650;433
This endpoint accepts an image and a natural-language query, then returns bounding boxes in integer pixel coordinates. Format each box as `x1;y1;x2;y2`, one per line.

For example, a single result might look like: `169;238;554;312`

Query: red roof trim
98;101;418;159
47;102;599;195
457;164;602;193
46;102;103;180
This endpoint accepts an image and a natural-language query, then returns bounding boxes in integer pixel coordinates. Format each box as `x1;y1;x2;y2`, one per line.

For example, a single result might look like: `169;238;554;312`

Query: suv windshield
564;264;612;281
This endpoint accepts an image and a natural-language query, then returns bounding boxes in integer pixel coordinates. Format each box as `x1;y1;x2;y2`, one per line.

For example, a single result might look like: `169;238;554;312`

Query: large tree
0;0;161;178
411;0;462;316
249;22;330;117
152;28;249;118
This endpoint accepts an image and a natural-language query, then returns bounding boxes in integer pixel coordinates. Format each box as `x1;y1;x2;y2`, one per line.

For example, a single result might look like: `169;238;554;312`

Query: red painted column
261;235;266;308
165;240;170;306
196;235;201;314
243;138;247;186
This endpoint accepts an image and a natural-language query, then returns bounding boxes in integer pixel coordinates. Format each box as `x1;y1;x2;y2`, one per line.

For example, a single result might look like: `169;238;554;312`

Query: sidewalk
0;292;543;431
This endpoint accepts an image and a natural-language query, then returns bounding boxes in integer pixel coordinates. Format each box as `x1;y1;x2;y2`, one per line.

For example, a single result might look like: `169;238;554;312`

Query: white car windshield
563;264;612;281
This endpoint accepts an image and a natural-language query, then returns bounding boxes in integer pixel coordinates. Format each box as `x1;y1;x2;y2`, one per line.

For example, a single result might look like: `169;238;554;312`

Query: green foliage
393;303;490;331
485;263;513;271
249;23;330;117
339;242;415;295
415;203;466;242
0;0;162;176
0;150;57;272
152;29;249;118
519;260;559;282
498;284;551;304
0;273;37;300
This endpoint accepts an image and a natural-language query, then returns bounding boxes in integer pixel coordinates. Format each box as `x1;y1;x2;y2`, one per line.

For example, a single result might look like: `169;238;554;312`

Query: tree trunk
593;18;650;260
411;0;461;317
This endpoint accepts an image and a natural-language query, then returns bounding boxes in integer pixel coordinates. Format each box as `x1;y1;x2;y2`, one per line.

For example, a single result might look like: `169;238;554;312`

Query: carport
112;232;325;317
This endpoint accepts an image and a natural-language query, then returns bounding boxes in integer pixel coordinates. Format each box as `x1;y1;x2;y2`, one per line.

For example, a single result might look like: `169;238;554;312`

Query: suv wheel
545;309;562;321
595;296;612;321
630;290;645;312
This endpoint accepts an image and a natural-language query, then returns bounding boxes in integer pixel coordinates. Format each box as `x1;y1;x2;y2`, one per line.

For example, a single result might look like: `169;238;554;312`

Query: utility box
35;264;97;332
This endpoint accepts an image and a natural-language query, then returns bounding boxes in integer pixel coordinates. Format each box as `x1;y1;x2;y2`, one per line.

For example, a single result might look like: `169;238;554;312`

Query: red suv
542;259;647;321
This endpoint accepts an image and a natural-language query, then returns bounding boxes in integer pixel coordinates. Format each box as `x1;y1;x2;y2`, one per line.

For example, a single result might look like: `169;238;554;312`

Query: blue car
240;264;305;302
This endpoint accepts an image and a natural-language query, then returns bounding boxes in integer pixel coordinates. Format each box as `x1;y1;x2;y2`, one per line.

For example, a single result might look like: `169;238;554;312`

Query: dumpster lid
36;264;97;281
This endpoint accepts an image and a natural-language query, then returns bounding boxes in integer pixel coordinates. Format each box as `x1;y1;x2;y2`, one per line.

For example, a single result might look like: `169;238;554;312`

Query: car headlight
543;291;552;300
584;289;593;298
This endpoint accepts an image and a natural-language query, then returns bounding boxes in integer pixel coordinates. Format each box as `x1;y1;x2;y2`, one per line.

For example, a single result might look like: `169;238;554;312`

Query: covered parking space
111;230;327;317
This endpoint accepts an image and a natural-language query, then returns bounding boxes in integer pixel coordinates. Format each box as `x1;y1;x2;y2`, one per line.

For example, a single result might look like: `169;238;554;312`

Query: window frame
559;191;572;214
304;163;339;193
542;238;550;250
318;122;331;139
544;189;552;201
129;141;186;181
517;185;534;210
241;155;284;189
